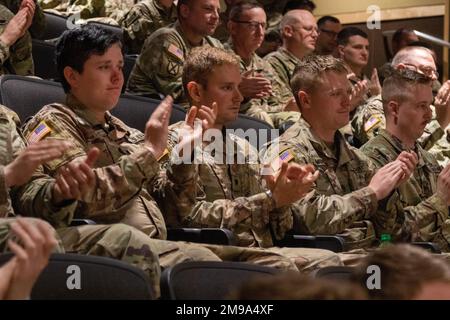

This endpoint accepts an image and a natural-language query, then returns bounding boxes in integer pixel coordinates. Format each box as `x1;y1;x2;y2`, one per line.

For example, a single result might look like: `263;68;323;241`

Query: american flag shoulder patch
167;43;184;61
270;149;294;173
27;121;52;144
364;115;381;132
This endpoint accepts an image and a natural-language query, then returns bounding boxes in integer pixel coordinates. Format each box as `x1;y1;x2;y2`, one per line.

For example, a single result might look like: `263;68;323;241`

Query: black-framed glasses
403;63;439;79
232;20;266;30
320;28;338;38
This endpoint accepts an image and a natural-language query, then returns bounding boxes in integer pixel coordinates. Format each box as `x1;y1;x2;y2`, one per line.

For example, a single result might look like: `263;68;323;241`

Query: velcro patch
167;43;184;61
364;115;381;132
270;149;294;173
27;121;52;144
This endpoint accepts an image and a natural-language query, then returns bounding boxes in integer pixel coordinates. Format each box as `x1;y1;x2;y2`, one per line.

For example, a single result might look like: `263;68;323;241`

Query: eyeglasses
403;63;439;79
320;28;339;38
232;20;266;30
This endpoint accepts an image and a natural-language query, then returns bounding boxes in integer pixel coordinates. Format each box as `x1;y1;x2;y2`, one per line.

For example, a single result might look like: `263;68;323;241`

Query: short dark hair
229;0;263;21
317;15;340;28
56;24;122;93
337;26;368;46
392;28;415;45
283;0;316;14
177;0;191;18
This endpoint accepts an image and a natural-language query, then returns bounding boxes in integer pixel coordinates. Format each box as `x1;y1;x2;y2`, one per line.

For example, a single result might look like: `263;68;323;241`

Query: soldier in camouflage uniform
23;24;301;273
120;0;177;54
162;46;343;272
0;0;46;39
262;55;418;262
361;69;450;252
0;103;163;297
225;2;299;128
264;9;317;96
0;0;34;75
126;0;223;105
41;0;137;24
351;46;450;150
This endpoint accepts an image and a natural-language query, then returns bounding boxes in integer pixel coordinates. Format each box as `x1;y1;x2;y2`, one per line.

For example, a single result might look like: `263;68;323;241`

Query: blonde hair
182;46;240;102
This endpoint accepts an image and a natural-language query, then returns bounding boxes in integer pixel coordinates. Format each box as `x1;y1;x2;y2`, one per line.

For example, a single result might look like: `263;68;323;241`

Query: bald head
280;9;318;57
280;9;314;31
391;46;437;80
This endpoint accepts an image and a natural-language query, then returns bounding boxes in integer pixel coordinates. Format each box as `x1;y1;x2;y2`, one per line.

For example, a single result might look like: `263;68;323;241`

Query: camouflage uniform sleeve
121;4;157;54
0;107;76;226
363;142;448;241
0;39;10;65
0;166;11;217
28;1;46;39
241;99;275;127
264;141;378;235
418;118;444;150
22;108;161;219
156;128;292;242
351;95;385;146
136;31;184;101
264;54;289;89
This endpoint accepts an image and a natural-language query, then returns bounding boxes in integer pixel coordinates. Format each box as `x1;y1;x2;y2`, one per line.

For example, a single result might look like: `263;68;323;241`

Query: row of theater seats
0;251;354;300
0;74;349;299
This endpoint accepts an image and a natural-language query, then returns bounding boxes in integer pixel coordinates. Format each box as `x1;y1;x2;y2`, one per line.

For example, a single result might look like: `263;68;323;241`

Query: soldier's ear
298;90;310;109
337;45;345;59
179;3;190;20
388;100;399;123
187;81;202;104
63;66;80;89
283;25;293;38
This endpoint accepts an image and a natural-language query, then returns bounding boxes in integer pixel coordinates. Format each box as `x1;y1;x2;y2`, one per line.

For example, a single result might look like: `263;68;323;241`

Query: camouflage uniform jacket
226;42;294;115
0;105;76;227
22;94;194;239
0;4;34;76
160;122;293;248
120;0;177;54
361;129;450;251
351;94;444;149
126;21;223;104
264;47;299;92
263;117;379;249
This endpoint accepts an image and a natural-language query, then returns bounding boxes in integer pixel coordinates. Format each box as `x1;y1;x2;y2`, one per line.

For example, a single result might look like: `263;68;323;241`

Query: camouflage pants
267;247;343;273
57;223;221;298
0;217;64;253
199;243;298;272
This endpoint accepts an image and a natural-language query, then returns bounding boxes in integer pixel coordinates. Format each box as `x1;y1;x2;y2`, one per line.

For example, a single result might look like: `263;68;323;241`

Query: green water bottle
379;233;391;248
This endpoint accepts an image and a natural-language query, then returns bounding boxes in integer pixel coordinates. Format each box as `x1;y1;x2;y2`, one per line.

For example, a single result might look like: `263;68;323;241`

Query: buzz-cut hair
290;54;347;107
337;26;368;46
182;46;240;102
382;67;432;115
229;0;263;21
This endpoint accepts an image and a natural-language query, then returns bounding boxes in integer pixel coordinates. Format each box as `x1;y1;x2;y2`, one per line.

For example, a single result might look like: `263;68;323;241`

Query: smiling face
195;63;243;126
183;0;221;36
302;70;352;132
67;43;124;120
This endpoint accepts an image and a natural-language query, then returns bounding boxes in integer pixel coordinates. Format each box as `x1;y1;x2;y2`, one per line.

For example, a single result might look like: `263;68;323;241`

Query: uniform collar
65;93;128;139
279;47;300;64
378;129;425;168
298;117;353;166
